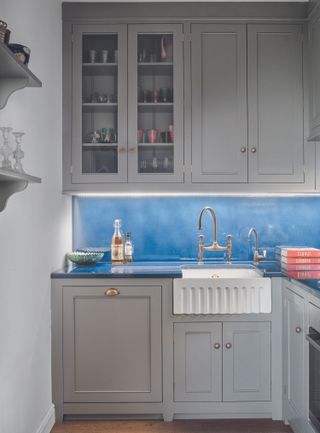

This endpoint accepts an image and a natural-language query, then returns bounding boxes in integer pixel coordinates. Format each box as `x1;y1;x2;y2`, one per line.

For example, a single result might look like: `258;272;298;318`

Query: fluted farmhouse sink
174;266;271;315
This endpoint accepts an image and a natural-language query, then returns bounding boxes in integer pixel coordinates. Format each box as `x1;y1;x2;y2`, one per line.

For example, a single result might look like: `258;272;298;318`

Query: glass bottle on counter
124;232;134;263
111;219;124;264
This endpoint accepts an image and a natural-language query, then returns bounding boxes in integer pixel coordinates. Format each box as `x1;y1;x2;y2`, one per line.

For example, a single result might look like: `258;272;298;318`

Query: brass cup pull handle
251;147;257;153
225;342;232;349
213;343;221;349
105;288;120;296
119;147;127;154
128;147;136;154
296;326;302;334
240;147;247;153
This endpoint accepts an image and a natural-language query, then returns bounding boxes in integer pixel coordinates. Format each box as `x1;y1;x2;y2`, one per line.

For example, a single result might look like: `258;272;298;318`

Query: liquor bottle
124;232;134;263
111;219;124;264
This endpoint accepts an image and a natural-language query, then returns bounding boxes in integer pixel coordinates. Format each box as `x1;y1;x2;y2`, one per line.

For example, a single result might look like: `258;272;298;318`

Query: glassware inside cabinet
81;33;119;174
136;33;174;174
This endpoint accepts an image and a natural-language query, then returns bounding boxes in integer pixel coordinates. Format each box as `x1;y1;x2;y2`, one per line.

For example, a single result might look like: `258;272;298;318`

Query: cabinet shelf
82;142;118;147
138;62;173;75
0;41;42;109
82;62;117;76
138;143;173;147
82;102;118;112
138;102;173;112
0;168;41;212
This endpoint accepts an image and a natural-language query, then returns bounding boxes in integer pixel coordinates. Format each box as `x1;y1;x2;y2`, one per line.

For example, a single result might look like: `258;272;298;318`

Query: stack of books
276;246;320;279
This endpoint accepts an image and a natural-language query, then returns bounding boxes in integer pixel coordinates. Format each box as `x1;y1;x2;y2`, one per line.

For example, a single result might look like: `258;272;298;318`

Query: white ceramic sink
181;267;262;279
174;267;271;315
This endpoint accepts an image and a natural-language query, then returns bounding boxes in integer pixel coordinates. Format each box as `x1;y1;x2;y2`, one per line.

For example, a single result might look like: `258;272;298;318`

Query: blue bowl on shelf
8;43;30;65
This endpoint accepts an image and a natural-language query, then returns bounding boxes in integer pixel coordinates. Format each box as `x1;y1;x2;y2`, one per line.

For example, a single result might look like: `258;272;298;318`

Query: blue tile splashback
73;196;320;261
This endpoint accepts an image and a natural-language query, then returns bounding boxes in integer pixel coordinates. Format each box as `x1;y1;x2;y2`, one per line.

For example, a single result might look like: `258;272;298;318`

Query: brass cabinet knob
251;147;257;153
240;147;247;153
119;147;127;154
128;147;136;154
105;288;120;296
225;342;232;349
213;343;221;349
296;326;302;334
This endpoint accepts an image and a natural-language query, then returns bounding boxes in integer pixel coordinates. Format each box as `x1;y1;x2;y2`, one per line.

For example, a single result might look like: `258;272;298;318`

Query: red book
285;270;320;279
282;263;320;271
280;256;320;264
277;247;320;258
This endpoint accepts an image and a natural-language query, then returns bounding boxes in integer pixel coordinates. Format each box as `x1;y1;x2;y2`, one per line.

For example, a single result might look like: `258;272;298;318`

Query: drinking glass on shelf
88;49;97;63
12;131;25;173
0;126;13;169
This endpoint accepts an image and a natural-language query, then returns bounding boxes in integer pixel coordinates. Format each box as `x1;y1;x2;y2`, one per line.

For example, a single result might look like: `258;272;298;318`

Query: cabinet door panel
283;288;305;418
72;24;128;183
309;12;320;138
223;322;271;402
128;24;184;183
174;322;222;402
191;24;247;183
63;285;162;402
248;25;304;183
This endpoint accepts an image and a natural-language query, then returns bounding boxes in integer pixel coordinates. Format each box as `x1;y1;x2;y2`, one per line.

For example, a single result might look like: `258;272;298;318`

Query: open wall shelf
0;41;42;109
0;41;42;212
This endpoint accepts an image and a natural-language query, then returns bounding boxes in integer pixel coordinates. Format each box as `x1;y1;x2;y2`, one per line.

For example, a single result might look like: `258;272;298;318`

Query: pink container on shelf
137;129;144;143
169;125;174;143
148;129;159;143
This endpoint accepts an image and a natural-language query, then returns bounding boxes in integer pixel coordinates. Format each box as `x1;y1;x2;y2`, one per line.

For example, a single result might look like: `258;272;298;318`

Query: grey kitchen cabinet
308;7;320;141
127;24;184;183
71;24;128;183
174;321;271;403
283;283;307;433
190;24;247;183
191;23;305;184
173;322;222;402
248;25;304;183
62;284;162;403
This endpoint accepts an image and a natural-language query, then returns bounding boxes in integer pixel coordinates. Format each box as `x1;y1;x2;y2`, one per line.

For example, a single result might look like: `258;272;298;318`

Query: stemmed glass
0;127;13;169
12;132;25;173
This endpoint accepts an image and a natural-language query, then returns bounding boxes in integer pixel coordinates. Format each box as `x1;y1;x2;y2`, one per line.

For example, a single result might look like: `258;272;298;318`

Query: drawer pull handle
240;147;247;153
296;326;302;334
225;342;232;349
251;147;257;153
105;288;120;296
213;343;221;349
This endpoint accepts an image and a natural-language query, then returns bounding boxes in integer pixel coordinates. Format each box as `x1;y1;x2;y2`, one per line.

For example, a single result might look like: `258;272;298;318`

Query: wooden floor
52;419;292;433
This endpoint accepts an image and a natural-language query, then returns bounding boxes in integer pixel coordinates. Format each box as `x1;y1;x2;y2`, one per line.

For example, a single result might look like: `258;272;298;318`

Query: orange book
285;270;320;279
276;247;320;258
279;256;320;264
281;263;320;271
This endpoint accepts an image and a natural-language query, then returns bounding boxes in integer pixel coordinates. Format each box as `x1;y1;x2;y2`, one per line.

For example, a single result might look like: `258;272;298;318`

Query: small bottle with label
111;219;124;264
124;232;134;263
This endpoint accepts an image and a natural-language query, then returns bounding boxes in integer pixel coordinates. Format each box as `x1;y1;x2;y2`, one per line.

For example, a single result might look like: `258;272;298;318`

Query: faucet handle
198;234;204;264
226;234;232;264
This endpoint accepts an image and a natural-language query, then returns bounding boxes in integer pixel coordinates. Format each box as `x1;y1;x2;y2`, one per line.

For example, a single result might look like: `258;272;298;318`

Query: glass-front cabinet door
72;25;127;183
128;24;184;183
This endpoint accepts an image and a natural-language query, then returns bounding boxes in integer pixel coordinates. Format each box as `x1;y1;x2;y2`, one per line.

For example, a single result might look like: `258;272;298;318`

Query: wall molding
35;404;55;433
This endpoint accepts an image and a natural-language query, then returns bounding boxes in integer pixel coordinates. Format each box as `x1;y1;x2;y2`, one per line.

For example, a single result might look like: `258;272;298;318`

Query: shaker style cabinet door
248;25;304;183
308;10;320;140
190;24;247;183
173;322;222;402
223;322;271;402
71;25;128;183
283;286;306;432
127;24;184;183
63;285;162;403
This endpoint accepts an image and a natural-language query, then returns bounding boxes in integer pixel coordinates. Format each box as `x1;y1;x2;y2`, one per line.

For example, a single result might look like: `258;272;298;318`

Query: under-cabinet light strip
72;192;320;198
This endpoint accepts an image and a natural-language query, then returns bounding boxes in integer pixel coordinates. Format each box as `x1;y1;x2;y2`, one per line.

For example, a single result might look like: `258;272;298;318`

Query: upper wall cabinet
308;8;320;141
191;23;305;184
248;25;304;183
191;24;247;183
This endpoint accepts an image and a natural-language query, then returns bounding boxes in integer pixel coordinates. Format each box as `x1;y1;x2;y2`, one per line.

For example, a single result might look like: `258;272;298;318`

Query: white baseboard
35;404;55;433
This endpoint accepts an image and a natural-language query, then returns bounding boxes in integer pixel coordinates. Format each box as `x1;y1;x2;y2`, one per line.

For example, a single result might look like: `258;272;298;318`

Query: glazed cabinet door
248;25;304;183
71;24;127;183
283;286;306;433
223;322;271;402
173;322;222;402
127;24;184;183
308;9;320;140
190;24;247;183
63;284;162;402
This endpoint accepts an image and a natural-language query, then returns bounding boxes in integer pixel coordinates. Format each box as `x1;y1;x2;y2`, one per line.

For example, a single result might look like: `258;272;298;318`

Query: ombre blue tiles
73;196;320;261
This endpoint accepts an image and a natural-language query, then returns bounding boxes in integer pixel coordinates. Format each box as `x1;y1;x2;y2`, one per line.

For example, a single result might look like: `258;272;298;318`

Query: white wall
0;1;71;433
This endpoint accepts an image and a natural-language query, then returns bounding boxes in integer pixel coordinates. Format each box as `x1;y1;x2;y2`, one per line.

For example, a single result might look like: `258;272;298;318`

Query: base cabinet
62;284;162;403
173;322;271;403
283;283;307;433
